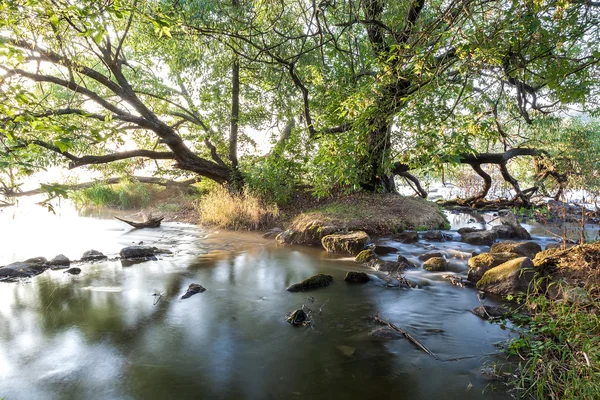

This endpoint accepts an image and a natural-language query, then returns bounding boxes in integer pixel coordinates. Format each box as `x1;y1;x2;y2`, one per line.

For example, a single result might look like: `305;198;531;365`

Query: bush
197;185;279;230
71;180;155;209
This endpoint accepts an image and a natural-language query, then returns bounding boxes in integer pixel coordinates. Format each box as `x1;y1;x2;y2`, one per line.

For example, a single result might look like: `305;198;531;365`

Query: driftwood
115;215;164;228
372;315;435;357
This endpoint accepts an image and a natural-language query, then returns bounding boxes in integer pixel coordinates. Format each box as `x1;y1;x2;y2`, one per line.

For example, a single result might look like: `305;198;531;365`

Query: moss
355;249;376;263
423;257;448;271
286;273;334;292
476;257;531;288
322;231;370;255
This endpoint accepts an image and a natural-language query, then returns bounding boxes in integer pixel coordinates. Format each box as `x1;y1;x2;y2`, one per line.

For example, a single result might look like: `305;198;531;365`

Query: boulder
471;304;508;320
418;251;444;261
490;241;542;259
354;249;376;264
422;231;445;241
423;257;448;272
286;274;333;292
396;255;416;267
457;227;484;235
369;327;403;340
467;252;520;283
120;245;156;259
181;283;206;299
476;257;534;296
24;257;48;265
0;261;49;280
491;225;517;239
49;254;70;268
64;267;82;275
276;222;338;246
81;249;107;262
461;230;498;246
372;245;397;255
344;271;371;283
392;231;419;243
321;231;370;255
499;212;531;240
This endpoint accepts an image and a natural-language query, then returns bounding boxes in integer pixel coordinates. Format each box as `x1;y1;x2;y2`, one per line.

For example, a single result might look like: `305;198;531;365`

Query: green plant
71;180;156;209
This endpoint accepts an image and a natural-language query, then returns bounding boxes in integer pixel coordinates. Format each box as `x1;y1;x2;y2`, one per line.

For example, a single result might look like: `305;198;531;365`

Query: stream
0;200;561;399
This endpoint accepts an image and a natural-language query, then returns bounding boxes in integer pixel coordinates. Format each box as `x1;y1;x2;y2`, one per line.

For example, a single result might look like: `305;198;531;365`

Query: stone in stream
490;240;542;259
286;309;308;326
476;257;534;296
181;283;206;299
422;257;448;272
457;227;484;235
24;257;48;265
499;212;531;240
344;271;371;283
422;231;452;241
471;304;508;320
321;231;370;255
372;245;398;255
81;249;107;262
119;245;157;259
64;267;82;275
366;259;408;272
491;225;517;239
461;230;499;246
49;254;70;268
354;249;376;264
392;231;419;244
467;252;519;283
286;274;333;292
418;251;444;261
0;260;49;280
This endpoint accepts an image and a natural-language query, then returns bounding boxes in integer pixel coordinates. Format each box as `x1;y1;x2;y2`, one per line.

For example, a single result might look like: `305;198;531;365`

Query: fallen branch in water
372;314;435;357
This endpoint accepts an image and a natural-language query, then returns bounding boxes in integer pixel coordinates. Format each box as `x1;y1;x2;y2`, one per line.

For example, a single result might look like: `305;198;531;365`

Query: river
0;200;556;399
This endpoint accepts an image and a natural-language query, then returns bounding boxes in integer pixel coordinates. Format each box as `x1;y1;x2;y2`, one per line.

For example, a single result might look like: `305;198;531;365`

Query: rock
366;259;408;272
354;249;376;264
286;273;334;292
418;251;444;261
344;271;371;283
369;327;403;340
286;309;308;325
458;227;484;235
442;274;468;287
181;283;206;299
491;225;517;239
64;267;82;275
396;255;416;268
119;245;157;259
24;257;47;265
337;345;356;357
423;231;444;241
476;257;534;296
372;245;397;255
392;231;419;243
81;249;107;262
471;305;508;320
499;212;531;240
0;261;49;280
321;231;370;255
467;252;520;283
490;241;542;259
461;230;499;246
49;254;70;267
276;222;338;246
262;227;283;239
423;257;448;271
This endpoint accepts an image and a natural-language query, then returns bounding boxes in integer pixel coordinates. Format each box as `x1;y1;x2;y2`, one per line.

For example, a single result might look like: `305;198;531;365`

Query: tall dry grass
197;186;279;230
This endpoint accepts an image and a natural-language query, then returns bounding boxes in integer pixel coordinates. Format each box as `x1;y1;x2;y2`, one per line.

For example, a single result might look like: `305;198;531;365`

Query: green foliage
71;180;156;209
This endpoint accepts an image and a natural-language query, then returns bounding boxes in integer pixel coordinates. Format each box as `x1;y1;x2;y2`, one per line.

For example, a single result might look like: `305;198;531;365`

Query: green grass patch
71;180;157;209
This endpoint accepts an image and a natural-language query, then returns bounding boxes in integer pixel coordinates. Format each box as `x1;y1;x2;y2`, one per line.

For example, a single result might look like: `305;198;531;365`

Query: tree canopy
1;0;599;202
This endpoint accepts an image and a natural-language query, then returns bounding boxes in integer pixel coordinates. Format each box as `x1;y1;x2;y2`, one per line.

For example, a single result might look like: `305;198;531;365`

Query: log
115;216;164;228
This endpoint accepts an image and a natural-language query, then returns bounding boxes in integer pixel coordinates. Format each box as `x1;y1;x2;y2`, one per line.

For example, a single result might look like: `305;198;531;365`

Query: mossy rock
423;257;448;271
490;241;542;259
286;273;334;292
366;259;408;272
344;271;371;283
322;231;370;255
355;249;376;264
418;251;444;261
476;257;534;296
467;252;519;283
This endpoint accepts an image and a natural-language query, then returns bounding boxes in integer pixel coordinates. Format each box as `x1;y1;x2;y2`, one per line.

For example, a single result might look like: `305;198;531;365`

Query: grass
500;277;600;399
197;185;279;230
71;180;158;209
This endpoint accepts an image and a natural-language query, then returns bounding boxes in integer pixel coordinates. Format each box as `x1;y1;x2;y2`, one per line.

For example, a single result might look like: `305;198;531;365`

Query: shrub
197;185;279;230
71;180;155;209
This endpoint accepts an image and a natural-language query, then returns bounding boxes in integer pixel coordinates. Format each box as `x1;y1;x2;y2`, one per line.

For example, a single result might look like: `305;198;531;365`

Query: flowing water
0;200;561;399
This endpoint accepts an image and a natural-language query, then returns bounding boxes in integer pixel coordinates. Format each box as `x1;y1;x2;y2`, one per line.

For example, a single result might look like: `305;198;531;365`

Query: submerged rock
354;249;376;264
490;241;541;259
286;274;334;292
476;257;534;296
120;245;157;259
467;252;519;283
392;231;419;243
461;230;499;246
286;309;308;326
471;304;508;320
49;254;70;268
321;231;370;255
81;249;107;262
344;271;371;283
0;261;49;280
423;257;448;272
181;283;206;299
64;267;82;275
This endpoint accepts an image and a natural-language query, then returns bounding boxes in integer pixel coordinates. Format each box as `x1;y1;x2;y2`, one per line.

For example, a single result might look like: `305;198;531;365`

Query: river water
0;200;556;399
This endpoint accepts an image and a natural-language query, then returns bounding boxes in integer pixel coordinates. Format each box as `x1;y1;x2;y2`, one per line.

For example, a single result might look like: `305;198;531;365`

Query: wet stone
344;271;370;283
49;254;70;268
81;249;107;262
181;283;206;299
64;267;82;275
286;274;333;292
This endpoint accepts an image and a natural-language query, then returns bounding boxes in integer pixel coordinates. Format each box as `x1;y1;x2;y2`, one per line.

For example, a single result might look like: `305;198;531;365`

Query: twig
372;314;435;357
